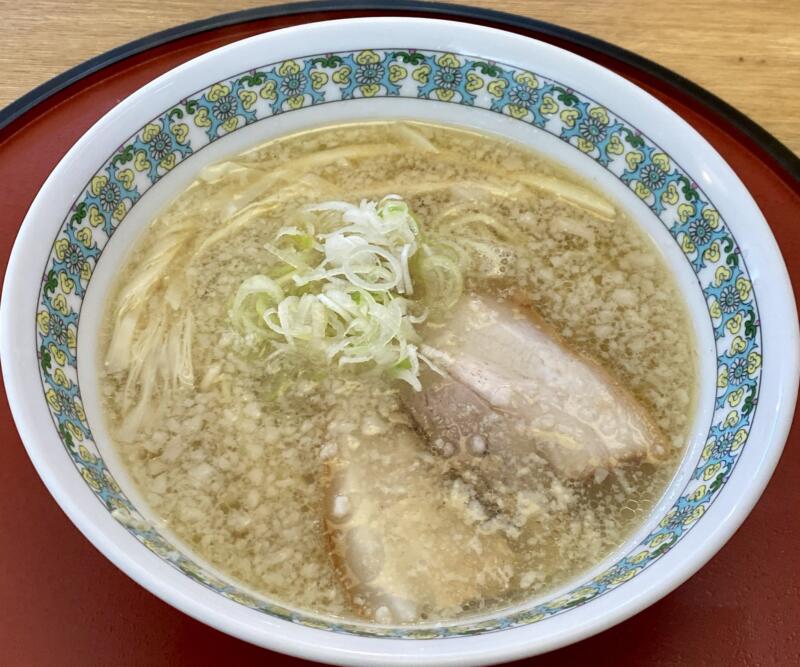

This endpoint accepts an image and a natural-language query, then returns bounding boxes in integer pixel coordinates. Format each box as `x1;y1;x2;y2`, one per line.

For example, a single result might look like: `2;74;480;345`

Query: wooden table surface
1;0;799;155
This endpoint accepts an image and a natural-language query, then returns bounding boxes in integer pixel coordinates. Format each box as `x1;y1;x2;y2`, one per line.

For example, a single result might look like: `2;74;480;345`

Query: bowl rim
1;0;799;185
2;15;798;666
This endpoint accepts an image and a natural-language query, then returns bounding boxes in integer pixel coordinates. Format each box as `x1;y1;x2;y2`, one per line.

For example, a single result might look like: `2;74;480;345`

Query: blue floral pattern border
35;48;761;638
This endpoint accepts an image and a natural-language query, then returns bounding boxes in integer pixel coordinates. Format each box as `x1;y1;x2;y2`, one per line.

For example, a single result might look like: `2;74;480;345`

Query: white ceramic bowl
2;17;798;666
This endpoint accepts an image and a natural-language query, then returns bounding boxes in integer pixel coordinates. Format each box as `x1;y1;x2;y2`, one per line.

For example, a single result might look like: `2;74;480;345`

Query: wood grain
1;0;798;155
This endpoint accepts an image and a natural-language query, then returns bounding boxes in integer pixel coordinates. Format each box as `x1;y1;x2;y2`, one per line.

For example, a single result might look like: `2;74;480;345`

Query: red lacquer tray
1;2;798;665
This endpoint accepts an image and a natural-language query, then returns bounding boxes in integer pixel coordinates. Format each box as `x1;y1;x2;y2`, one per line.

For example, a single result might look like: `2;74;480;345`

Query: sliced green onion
230;196;463;389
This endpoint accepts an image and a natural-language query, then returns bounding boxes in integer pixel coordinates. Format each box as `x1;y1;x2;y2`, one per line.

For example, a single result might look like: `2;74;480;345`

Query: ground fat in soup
99;121;697;624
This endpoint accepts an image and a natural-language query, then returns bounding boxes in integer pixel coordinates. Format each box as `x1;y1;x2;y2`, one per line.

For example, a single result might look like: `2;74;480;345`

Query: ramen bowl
1;17;797;666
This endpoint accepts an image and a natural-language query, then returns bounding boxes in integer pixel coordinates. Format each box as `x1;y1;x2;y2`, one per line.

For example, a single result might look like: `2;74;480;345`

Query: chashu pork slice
323;421;512;624
403;293;667;479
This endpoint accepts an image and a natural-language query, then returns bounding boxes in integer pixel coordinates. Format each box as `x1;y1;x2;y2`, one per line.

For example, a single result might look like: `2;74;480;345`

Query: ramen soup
100;121;697;624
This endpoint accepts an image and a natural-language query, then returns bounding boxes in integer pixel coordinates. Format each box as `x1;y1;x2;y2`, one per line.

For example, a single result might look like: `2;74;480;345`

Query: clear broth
99;121;697;623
